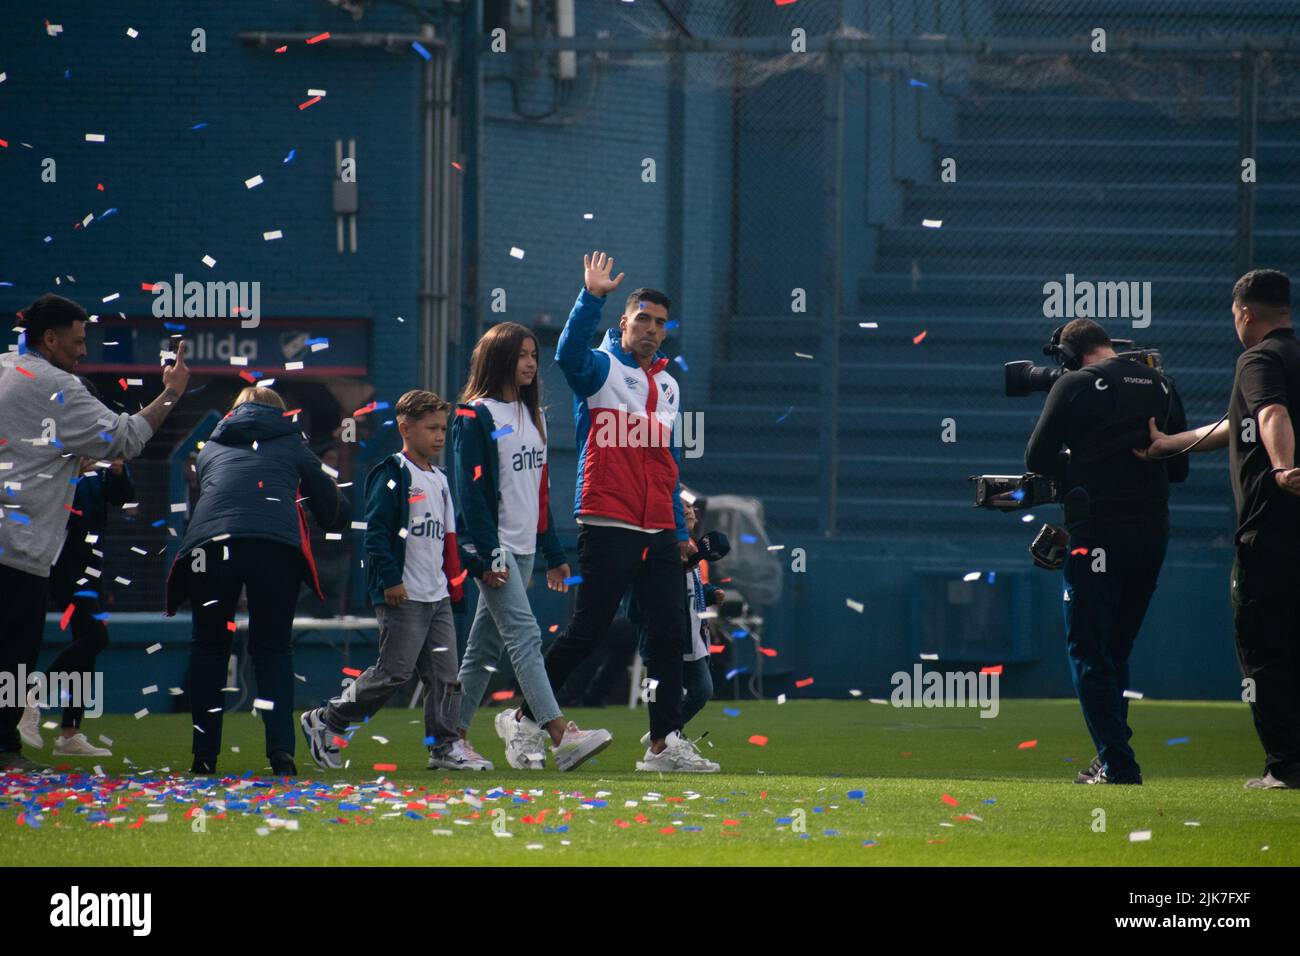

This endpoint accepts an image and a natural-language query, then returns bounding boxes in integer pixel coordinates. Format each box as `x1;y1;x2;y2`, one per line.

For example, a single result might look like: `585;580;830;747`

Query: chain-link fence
491;1;1300;550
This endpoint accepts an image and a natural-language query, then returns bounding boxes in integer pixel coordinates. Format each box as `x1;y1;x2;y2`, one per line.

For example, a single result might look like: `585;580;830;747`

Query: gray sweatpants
325;599;462;749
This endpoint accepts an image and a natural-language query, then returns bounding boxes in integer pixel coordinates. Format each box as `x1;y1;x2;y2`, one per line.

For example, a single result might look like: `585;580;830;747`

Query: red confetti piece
352;402;378;417
708;644;725;653
282;408;302;417
307;32;330;44
489;689;515;701
225;621;237;632
141;282;156;291
473;465;482;481
759;647;778;657
795;677;814;688
912;330;927;345
342;667;363;677
97;183;104;191
331;735;349;748
455;408;476;417
722;819;741;826
373;763;396;772
659;827;675;834
1018;739;1038;749
274;45;287;53
451;161;463;171
0;139;8;149
1071;547;1088;555
450;569;469;587
299;96;322;110
980;664;1003;675
747;734;769;746
941;793;958;807
63;505;83;516
16;366;35;379
548;624;559;633
238;370;257;383
60;603;75;631
408;493;427;504
118;378;128;390
775;0;799;5
901;751;913;757
641;547;648;561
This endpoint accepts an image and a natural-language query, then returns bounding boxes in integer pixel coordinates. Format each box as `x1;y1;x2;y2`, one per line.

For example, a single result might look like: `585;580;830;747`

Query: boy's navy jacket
449;400;566;570
165;401;352;614
71;463;136;536
363;451;469;607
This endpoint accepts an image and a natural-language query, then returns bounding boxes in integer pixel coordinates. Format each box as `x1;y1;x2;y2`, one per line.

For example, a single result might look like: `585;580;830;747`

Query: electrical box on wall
909;570;1036;664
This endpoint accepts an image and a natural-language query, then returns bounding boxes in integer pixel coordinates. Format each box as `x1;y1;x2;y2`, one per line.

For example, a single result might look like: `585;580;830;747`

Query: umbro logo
624;377;639;388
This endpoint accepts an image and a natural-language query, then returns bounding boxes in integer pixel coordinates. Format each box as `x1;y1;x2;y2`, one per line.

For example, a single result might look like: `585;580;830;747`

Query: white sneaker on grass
18;696;42;750
299;707;343;770
551;722;612;771
636;731;720;773
429;738;494;771
52;733;111;757
494;708;546;769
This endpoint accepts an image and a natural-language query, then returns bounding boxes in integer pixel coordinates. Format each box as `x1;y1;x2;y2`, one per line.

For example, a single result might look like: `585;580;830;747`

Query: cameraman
1025;318;1188;784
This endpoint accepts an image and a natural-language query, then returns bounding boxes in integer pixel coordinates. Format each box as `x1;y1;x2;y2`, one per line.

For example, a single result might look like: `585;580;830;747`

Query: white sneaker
299;707;343;770
429;738;494;771
18;699;42;750
639;731;651;747
636;731;720;773
52;733;111;757
494;708;545;769
551;721;612;772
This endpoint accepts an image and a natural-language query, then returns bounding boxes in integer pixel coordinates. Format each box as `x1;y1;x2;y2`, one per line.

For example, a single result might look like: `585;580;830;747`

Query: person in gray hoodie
0;293;190;769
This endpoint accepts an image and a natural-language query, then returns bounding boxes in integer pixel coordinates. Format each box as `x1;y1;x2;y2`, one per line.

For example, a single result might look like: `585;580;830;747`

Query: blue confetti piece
812;807;824;814
373;401;392;411
563;574;583;586
16;331;25;355
92;612;109;621
673;355;688;372
163;321;187;331
1010;489;1026;501
909;78;929;87
847;789;865;799
411;41;432;61
151;519;166;528
582;799;607;808
665;319;680;331
339;802;361;811
44;236;53;244
862;840;878;847
740;534;757;544
722;707;741;717
64;69;71;80
283;148;296;164
986;571;996;584
681;826;703;832
190;122;208;131
98;430;114;443
72;590;98;599
306;337;329;347
0;281;13;287
823;829;839;836
55;391;64;404
982;798;997;804
9;513;30;525
423;735;437;746
1166;736;1191;746
100;207;118;219
775;816;793;825
490;424;514;440
724;666;748;680
775;405;793;423
405;810;423;820
729;627;749;639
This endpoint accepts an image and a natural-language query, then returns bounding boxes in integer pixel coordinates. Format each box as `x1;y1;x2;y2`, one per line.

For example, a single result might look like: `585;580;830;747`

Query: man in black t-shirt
1142;269;1300;789
1027;318;1188;785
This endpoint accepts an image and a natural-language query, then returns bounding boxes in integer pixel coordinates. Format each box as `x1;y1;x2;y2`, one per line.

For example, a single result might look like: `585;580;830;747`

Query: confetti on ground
1166;737;1190;746
1129;830;1152;842
941;793;959;807
747;735;769;746
1018;740;1037;749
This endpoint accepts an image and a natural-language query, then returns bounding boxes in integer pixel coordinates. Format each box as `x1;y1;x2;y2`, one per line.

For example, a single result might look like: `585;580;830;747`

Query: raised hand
584;251;625;298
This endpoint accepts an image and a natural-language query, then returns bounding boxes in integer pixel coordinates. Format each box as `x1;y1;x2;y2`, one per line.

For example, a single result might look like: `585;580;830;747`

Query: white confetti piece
114;575;131;585
99;734;114;746
253;698;275;711
869;698;888;704
127;28;139;38
846;598;864;613
962;572;981;582
263;229;283;241
321;462;339;478
131;546;148;555
326;532;342;540
1184;821;1200;827
229;355;248;366
509;246;525;259
245;174;264;189
308;88;327;97
848;689;862;697
920;653;939;660
372;735;389;744
859;321;878;328
794;352;814;359
170;502;187;513
351;521;368;530
141;685;157;695
777;693;786;705
85;133;105;143
201;254;216;268
1122;689;1144;700
310;341;328;352
84;533;99;544
1129;830;1152;842
285;360;304;370
126;377;143;386
169;687;183;696
134;708;149;719
922;219;942;228
102;292;120;303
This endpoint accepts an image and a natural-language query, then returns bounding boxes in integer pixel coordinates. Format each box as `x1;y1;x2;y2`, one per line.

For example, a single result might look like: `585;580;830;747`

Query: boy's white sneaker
636;731;720;773
52;733;111;757
429;738;494;771
639;731;651;747
18;699;43;750
551;721;612;771
494;708;546;769
299;707;343;770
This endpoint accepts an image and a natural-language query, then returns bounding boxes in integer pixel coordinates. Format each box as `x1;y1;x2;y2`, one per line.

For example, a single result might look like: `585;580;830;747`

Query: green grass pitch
3;699;1296;866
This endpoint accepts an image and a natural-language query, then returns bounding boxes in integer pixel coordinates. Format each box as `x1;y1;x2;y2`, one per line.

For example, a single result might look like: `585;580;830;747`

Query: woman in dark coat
166;387;352;775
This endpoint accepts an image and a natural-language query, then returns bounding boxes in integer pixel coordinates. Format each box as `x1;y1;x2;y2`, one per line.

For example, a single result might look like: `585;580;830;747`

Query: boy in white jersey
301;390;493;771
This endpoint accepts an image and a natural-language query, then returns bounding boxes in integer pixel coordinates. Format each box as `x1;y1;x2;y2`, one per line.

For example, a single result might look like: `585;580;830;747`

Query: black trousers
188;538;301;760
0;564;50;753
524;525;686;741
1062;520;1168;780
47;543;110;729
1231;547;1300;782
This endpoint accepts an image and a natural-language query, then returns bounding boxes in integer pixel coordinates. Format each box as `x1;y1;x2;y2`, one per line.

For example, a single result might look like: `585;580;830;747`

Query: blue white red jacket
556;288;687;540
